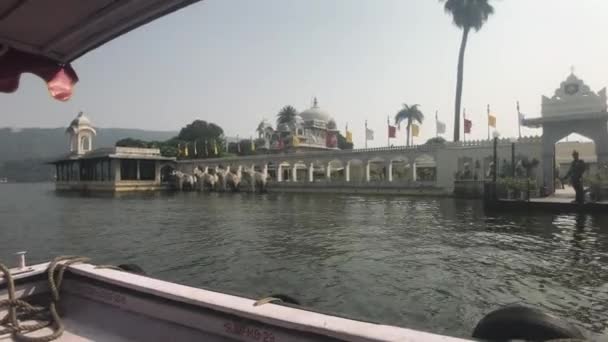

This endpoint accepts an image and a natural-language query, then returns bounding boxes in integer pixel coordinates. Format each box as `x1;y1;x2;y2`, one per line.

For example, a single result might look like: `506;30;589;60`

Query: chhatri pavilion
269;98;340;152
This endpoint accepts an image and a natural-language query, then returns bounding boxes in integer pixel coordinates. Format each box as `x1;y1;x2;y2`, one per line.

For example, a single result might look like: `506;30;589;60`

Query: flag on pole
436;121;446;134
517;101;523;138
365;128;374;140
388;125;396;138
193;140;198;156
183;143;189;157
213;140;218;155
346;130;353;143
411;124;420;137
488;114;496;128
435;111;446;135
464;119;472;134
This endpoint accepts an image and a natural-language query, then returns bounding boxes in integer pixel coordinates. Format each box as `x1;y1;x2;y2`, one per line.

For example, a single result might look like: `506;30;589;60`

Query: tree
116;138;149;148
115;120;225;159
394;104;424;146
178;120;224;142
425;136;447;145
276;106;298;127
441;0;494;142
337;133;354;150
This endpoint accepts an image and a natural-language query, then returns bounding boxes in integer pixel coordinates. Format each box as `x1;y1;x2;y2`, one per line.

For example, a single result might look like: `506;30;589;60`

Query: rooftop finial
570;65;575;75
77;110;84;117
313;97;318;108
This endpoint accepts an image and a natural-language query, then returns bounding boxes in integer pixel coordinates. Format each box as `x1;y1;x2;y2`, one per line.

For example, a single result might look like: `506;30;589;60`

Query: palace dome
300;98;331;123
294;115;304;127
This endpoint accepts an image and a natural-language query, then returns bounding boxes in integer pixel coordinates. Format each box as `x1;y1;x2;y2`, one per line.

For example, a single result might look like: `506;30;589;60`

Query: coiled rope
0;256;89;341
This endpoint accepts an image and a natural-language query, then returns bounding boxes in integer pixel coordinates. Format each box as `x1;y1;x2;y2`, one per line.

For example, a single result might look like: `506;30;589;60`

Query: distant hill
0;127;177;182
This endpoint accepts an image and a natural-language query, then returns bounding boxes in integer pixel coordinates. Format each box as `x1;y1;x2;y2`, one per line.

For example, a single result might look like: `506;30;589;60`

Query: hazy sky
3;0;608;147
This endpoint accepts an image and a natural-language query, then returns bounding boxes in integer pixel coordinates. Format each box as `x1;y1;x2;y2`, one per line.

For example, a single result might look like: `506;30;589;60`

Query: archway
367;157;387;182
327;160;345;181
160;164;175;184
80;135;91;152
522;73;608;195
266;162;278;182
553;133;596;194
390;156;411;182
277;162;293;182
346;159;365;183
292;161;307;182
540;123;608;194
414;154;437;182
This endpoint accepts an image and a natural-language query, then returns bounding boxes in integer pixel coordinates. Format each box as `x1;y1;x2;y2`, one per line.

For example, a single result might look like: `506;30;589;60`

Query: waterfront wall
176;137;543;195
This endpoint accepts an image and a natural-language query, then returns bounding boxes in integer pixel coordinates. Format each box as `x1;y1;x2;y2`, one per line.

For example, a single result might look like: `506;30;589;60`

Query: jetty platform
486;188;608;213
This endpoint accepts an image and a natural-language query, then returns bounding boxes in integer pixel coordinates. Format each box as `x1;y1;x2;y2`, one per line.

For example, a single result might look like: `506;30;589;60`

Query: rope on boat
0;256;89;341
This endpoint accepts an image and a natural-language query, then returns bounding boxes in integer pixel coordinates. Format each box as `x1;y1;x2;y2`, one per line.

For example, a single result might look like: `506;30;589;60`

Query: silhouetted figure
563;150;586;204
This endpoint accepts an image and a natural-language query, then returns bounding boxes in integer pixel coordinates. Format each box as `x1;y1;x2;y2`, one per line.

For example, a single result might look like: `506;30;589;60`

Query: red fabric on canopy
0;48;78;101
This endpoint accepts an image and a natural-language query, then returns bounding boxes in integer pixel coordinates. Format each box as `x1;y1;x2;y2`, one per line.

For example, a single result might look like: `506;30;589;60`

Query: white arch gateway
523;72;608;194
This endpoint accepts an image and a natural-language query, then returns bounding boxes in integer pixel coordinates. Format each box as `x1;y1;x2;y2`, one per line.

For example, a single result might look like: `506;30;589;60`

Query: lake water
1;183;607;338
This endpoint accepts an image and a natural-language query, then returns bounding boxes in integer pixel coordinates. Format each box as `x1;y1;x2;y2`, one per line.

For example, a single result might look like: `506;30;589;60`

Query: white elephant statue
194;167;218;191
241;169;268;193
172;170;196;191
214;168;240;192
224;171;241;192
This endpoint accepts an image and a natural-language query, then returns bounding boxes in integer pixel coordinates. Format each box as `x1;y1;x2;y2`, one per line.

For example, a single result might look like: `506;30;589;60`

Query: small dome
299;97;330;123
260;119;273;130
327;119;337;130
66;111;96;135
70;111;92;127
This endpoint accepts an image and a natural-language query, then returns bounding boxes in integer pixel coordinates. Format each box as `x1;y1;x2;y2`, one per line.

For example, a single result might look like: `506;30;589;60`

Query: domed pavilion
270;98;340;151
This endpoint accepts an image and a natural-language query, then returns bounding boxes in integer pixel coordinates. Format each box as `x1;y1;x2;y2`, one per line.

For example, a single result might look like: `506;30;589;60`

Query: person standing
562;150;586;204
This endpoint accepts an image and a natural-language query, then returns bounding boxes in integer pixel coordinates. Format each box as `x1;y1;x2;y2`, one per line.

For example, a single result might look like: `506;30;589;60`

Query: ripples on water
0;183;607;338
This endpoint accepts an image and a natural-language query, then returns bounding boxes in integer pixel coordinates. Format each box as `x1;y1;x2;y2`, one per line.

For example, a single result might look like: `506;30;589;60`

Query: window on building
120;160;138;180
108;161;114;181
81;136;90;151
95;161;102;181
140;160;156;181
71;163;78;181
100;160;107;181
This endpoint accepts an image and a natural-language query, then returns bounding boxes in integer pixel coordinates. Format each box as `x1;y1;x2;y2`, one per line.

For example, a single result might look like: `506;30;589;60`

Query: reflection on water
0;183;607;338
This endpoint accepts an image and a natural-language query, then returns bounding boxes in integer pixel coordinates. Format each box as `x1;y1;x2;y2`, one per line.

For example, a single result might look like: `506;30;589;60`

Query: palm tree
442;0;494;141
395;104;424;146
276;105;298;127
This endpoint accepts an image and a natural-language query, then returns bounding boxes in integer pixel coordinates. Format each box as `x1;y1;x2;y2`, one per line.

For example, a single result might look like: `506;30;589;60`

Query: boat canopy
0;0;202;100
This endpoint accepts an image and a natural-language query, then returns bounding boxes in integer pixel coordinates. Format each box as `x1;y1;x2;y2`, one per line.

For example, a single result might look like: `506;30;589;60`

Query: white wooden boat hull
1;261;470;342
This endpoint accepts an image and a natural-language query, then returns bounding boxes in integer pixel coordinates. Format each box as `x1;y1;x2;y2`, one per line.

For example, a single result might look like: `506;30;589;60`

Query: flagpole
387;116;390;147
365;120;368;149
487;104;490;141
435;110;439;138
463;108;466;143
517;101;522;139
